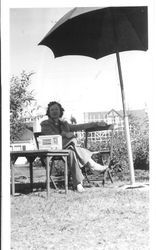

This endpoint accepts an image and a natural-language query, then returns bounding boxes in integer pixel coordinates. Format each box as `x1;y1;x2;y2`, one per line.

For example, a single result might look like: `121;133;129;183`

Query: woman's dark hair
46;101;65;118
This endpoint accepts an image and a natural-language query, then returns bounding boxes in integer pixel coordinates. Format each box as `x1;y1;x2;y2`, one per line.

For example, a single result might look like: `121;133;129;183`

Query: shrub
129;113;149;170
85;113;149;171
111;131;128;168
131;131;149;170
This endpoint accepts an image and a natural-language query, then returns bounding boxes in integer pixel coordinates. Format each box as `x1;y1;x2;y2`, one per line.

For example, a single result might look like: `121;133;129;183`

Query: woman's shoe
77;183;85;193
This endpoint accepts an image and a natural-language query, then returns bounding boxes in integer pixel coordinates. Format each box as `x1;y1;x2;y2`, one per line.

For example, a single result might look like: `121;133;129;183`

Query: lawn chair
82;124;115;186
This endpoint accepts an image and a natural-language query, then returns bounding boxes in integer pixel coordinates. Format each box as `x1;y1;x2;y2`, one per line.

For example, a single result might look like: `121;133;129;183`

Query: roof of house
84;108;148;128
105;109;123;118
84;108;147;119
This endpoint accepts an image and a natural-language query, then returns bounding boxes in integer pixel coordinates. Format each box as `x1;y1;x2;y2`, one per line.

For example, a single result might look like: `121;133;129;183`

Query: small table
10;150;69;198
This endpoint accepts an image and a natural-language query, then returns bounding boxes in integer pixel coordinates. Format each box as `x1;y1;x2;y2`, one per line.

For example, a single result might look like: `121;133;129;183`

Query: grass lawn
11;166;149;250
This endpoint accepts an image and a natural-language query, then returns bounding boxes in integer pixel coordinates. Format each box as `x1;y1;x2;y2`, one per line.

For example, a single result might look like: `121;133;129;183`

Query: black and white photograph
1;0;156;249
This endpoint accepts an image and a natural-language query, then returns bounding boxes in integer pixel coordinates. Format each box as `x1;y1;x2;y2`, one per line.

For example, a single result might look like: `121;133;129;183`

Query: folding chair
83;124;114;186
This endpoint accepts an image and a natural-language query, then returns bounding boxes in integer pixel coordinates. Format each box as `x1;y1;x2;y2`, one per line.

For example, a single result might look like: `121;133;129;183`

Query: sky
9;5;155;122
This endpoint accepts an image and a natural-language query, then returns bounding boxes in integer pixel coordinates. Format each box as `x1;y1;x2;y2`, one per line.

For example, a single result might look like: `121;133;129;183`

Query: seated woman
40;101;109;193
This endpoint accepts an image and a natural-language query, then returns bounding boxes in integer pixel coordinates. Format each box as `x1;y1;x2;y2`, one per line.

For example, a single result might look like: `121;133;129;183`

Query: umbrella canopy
38;6;148;185
39;6;148;59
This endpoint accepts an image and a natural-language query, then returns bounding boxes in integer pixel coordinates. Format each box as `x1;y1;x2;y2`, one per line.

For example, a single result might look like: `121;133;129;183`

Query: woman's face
49;104;61;119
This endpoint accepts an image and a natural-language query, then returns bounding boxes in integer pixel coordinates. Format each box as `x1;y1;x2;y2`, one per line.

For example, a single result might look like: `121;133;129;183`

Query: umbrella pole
116;52;135;185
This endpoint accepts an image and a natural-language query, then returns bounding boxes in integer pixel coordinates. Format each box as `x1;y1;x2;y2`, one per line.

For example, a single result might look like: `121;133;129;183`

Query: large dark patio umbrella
38;6;148;185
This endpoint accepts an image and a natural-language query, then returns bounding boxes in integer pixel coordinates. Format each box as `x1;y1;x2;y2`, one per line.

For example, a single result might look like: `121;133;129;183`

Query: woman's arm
69;121;107;132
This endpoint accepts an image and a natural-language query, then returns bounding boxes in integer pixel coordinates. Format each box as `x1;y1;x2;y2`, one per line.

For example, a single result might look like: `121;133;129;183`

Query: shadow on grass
10;179;75;195
10;166;149;195
10;182;46;195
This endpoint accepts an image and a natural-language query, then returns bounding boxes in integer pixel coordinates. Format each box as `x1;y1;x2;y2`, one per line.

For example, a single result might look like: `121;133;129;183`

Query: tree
10;71;35;142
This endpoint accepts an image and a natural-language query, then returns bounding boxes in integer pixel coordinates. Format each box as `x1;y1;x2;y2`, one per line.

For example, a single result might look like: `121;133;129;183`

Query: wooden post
30;158;33;192
62;156;68;194
64;156;68;194
27;157;35;193
46;156;50;198
110;126;114;159
11;161;15;196
84;131;88;148
116;51;135;185
49;156;58;190
11;156;17;196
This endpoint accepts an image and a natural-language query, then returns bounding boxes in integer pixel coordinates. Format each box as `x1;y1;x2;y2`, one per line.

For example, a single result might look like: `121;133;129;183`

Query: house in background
84;108;148;130
82;109;124;145
10;128;36;164
10;128;35;152
10;111;47;153
82;108;148;145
